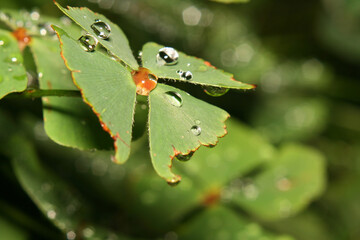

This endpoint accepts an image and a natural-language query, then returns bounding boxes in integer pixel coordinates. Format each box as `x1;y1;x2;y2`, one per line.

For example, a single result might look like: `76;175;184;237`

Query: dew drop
8;67;13;72
91;19;111;39
177;70;193;80
203;86;229;97
37;23;55;36
0;12;10;22
164;91;183;107
176;151;194;162
66;230;76;240
167;178;181;187
190;125;201;136
0;40;4;46
47;210;56;219
30;10;40;21
78;34;98;52
195;119;201;125
156;47;179;65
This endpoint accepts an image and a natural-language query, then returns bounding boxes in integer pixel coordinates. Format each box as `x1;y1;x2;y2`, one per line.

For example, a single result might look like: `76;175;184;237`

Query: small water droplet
167;178;181;186
164;91;183;107
91;19;111;39
177;70;193;80
176;152;194;162
38;72;43;79
203;86;229;97
38;23;55;36
66;230;76;240
187;63;191;67
195;119;201;125
30;10;40;21
8;67;13;72
156;47;179;65
190;126;201;136
0;40;4;46
78;34;98;52
47;210;56;219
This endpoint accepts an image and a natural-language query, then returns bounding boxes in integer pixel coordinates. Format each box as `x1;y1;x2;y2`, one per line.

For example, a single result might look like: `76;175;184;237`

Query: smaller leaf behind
148;83;229;183
54;26;137;164
0;29;28;99
142;42;255;89
54;2;139;70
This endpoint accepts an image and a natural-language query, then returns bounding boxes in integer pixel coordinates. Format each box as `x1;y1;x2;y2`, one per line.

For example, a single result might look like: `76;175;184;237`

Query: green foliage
1;0;359;239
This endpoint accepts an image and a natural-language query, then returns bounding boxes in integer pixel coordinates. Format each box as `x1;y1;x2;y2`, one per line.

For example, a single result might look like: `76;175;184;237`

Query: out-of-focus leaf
148;83;229;183
253;97;329;143
31;37;112;150
177;206;294;240
55;26;137;164
55;2;139;70
0;29;28;99
210;0;250;3
233;144;326;220
173;119;275;190
9;135;131;240
142;42;255;89
0;216;29;240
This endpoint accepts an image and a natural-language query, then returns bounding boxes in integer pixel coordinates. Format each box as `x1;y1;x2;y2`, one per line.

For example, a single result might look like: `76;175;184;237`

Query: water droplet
47;210;56;219
167;178;181;186
11;57;17;63
8;67;12;72
164;91;183;107
176;152;194;162
0;40;4;46
91;19;111;39
66;230;76;240
78;34;98;52
38;72;43;79
30;10;40;21
82;227;94;238
195;119;201;125
148;73;157;81
241;180;259;200
156;47;179;65
203;86;229;97
38;23;55;36
190;126;201;136
187;63;191;67
177;70;193;80
0;12;10;22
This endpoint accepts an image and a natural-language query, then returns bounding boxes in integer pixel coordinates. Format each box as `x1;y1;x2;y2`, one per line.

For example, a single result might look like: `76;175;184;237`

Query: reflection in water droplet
203;86;229;97
177;70;193;80
66;230;76;240
78;34;98;52
156;47;179;65
164;91;183;107
190;126;201;136
47;210;56;219
176;151;194;162
91;19;111;39
11;57;17;63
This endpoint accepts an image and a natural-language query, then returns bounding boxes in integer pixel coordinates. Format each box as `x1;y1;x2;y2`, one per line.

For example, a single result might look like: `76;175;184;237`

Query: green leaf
54;26;137;164
233;144;326;220
55;2;139;70
177;206;294;240
210;0;250;3
173;119;275;190
0;216;29;240
0;29;28;99
142;42;255;89
9;135;132;240
30;37;113;150
148;83;229;183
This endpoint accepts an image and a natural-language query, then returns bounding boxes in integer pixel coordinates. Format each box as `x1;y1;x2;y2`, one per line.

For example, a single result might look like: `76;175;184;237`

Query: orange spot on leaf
12;28;31;51
202;188;221;207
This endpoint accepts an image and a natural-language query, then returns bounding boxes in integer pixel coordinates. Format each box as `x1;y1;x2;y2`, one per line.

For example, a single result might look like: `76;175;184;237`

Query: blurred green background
0;0;359;239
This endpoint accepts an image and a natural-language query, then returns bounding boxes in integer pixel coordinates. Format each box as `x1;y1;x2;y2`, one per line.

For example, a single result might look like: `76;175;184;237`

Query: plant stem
7;89;82;98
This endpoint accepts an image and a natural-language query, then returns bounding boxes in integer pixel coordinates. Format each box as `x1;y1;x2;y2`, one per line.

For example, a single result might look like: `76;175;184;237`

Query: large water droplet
176;152;194;162
203;86;229;97
157;47;179;65
190;126;201;136
78;34;98;52
91;19;111;39
164;91;183;107
177;70;193;80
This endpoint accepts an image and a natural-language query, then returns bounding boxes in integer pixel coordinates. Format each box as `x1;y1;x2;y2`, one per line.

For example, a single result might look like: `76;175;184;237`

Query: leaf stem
7;89;82;98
